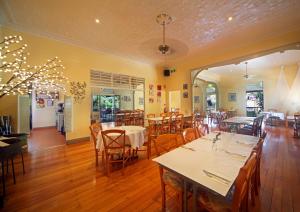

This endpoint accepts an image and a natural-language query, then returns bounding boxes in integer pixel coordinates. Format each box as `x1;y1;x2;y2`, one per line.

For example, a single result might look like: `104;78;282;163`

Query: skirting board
66;136;90;144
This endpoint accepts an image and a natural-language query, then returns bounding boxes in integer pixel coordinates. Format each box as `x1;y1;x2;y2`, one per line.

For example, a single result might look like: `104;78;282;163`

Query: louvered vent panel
90;70;144;91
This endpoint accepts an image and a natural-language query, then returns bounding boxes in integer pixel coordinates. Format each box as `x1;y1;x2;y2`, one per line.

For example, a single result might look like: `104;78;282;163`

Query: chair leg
251;186;255;206
6;160;8;176
178;191;183;212
106;159;110;176
11;158;16;184
159;167;166;212
147;140;151;160
21;152;25;174
95;150;99;166
1;161;5;196
101;151;105;165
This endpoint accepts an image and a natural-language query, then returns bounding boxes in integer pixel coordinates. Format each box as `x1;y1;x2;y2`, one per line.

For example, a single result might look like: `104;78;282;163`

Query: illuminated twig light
0;35;68;98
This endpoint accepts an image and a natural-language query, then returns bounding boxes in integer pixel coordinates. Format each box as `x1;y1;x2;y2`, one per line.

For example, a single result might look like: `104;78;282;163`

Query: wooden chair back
174;114;184;132
232;153;257;211
89;122;102;148
196;124;209;137
124;112;132;125
182;128;198;143
101;129;126;155
153;134;180;156
147;113;155;118
115;112;123;126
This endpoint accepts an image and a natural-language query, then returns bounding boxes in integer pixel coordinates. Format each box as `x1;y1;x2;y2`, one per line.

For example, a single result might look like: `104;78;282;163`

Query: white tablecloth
153;131;259;196
96;126;145;151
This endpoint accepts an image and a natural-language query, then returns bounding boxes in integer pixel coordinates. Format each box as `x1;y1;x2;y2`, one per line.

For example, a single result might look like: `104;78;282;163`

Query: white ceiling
1;0;300;65
200;50;300;77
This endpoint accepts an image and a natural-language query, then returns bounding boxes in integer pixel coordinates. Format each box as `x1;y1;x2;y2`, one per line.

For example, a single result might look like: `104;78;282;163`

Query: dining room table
285;115;295;128
222;116;255;132
96;125;146;151
153;131;260;212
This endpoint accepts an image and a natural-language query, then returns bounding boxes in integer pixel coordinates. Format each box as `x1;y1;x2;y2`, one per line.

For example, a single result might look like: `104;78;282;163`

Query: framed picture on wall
228;93;237;102
183;91;188;98
183;83;188;90
194;96;200;103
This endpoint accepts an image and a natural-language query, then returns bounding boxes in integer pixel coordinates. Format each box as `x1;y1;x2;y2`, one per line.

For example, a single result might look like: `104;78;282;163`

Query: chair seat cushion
108;148;131;160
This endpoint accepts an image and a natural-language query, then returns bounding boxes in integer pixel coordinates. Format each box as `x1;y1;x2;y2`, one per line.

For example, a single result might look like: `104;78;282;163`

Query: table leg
183;180;187;212
192;184;197;212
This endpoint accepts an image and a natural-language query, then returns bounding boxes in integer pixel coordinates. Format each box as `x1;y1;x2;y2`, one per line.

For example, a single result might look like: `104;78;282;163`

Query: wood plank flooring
1;126;300;211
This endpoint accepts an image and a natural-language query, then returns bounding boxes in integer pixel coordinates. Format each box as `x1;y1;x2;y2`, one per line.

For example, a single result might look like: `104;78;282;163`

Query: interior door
18;95;30;133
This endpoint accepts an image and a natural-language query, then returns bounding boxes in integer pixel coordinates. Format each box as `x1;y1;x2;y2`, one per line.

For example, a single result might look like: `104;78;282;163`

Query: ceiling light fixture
228;16;233;21
95;18;100;24
156;13;172;55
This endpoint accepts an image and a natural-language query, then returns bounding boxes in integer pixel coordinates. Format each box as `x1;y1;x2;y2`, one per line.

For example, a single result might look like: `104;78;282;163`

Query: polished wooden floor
28;127;66;151
2;126;300;211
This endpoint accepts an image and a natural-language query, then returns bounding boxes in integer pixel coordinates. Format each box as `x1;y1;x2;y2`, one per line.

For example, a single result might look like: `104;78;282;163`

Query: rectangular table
153;131;259;211
222;116;255;132
222;116;255;125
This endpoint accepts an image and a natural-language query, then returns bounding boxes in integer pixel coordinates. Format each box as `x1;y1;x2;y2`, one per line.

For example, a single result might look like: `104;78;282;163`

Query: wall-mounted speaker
163;69;170;77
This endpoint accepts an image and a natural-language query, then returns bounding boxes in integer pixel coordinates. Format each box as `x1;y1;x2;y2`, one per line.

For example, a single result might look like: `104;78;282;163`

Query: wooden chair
184;113;195;128
172;114;184;134
146;113;155;118
159;166;184;212
196;124;209;137
159;116;171;134
216;114;230;132
133;110;140;126
89;122;104;166
294;114;300;138
182;128;199;143
254;135;266;190
238;117;259;136
124;112;132;125
155;134;184;211
198;153;257;212
194;113;205;128
138;110;144;127
153;134;180;156
115;112;123;126
101;129;131;176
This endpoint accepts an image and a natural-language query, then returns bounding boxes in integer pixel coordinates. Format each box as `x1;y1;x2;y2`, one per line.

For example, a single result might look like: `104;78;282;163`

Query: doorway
169;90;181;112
246;82;264;117
30;91;66;151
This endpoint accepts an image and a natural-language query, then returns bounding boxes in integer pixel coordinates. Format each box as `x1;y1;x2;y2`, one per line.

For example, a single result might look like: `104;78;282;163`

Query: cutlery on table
203;169;231;185
224;150;247;158
180;146;195;151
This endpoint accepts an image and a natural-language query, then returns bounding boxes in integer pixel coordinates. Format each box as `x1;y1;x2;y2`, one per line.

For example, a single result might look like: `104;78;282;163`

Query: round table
96;125;145;151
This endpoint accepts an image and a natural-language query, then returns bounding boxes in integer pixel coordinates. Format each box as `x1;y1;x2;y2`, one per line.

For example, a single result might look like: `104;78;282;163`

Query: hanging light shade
156;13;172;55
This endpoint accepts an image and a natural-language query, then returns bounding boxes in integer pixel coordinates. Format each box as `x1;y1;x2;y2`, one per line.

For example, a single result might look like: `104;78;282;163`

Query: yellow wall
218;64;298;115
0;26;164;140
164;29;300;115
0;95;18;132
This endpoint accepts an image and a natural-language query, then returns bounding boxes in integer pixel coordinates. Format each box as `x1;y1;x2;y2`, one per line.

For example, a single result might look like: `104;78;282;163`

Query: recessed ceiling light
228;16;233;21
95;18;100;24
